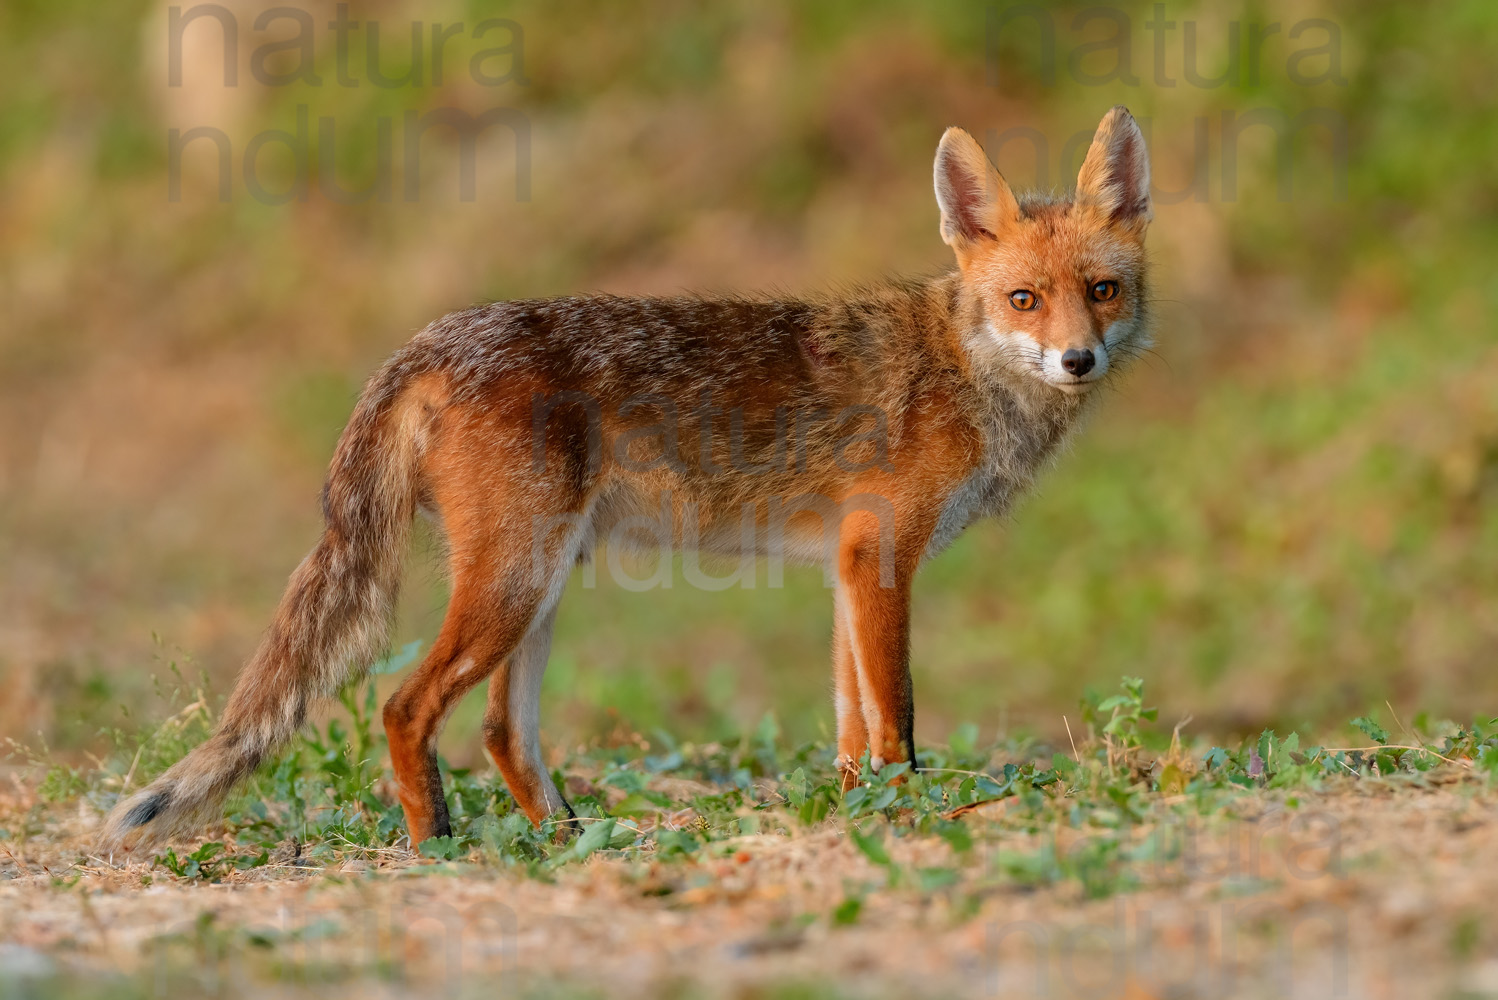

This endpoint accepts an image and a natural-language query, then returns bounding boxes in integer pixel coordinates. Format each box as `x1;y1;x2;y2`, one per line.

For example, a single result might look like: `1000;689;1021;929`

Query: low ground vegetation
4;668;1497;998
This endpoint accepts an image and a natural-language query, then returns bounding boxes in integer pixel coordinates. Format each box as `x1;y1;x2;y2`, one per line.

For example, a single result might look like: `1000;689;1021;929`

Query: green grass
14;671;1497;889
8;672;1497;1000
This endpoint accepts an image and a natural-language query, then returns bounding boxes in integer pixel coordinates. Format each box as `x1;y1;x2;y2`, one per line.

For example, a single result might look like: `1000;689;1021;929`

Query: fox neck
939;271;1095;519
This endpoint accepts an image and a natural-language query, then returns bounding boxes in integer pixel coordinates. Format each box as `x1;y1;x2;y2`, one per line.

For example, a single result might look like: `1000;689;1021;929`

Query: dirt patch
2;774;1494;999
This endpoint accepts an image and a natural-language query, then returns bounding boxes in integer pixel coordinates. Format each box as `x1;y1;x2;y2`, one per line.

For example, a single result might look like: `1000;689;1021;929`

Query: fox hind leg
381;570;545;846
482;604;576;838
382;502;586;847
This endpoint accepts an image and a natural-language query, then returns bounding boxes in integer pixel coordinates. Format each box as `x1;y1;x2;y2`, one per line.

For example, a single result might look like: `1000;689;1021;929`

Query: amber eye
1009;289;1038;311
1091;280;1119;302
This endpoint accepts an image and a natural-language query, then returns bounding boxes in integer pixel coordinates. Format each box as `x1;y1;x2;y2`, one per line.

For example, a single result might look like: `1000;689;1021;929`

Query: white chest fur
921;386;1083;563
923;463;1003;561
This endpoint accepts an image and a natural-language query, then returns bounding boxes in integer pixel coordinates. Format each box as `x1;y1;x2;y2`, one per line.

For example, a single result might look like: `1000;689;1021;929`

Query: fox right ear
934;127;1020;251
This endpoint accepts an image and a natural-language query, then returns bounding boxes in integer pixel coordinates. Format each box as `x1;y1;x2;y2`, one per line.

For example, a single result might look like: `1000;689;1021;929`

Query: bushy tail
100;366;426;853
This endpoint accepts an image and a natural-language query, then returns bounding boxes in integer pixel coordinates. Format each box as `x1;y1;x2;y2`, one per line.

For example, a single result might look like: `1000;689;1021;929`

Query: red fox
102;106;1152;851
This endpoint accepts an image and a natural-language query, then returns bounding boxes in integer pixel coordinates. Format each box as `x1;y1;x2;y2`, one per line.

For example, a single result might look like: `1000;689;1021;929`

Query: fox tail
99;364;425;852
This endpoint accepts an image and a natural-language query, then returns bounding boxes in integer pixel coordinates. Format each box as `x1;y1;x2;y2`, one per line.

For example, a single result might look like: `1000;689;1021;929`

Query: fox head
935;106;1152;394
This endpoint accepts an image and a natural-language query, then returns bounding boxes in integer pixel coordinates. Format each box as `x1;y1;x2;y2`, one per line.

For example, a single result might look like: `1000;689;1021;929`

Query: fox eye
1009;289;1038;311
1090;280;1119;302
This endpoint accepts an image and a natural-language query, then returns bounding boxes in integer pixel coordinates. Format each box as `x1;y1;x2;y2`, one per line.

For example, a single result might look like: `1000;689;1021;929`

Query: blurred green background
1;0;1494;763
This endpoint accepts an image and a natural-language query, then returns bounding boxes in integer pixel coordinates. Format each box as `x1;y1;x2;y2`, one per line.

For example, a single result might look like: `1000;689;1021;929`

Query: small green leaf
565;818;617;864
849;826;891;867
785;767;808;807
948;722;979;758
937;822;973;854
878;761;911;782
754;711;780;750
798;792;831;826
917;867;959;892
1351;716;1389;745
1258;730;1277;769
191;842;225;864
418;836;462;861
653;830;699;858
832;896;862;925
372;640;424;676
974;774;1006;798
612;793;667;816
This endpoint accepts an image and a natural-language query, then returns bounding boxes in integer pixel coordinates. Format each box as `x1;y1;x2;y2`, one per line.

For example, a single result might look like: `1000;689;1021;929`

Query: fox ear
1075;106;1151;228
934;127;1021;250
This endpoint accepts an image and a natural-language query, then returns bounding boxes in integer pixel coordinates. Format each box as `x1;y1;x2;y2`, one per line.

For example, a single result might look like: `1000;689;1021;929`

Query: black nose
1061;348;1095;376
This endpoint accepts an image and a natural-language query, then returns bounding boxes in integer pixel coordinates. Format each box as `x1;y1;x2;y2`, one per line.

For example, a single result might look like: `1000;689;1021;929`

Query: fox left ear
1075;106;1151;229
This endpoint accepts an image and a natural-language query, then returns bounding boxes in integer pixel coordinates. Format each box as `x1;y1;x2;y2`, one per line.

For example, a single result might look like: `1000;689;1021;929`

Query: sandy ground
2;773;1497;999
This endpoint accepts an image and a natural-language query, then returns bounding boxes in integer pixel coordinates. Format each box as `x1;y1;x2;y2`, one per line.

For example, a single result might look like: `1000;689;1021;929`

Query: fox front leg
832;598;871;791
834;512;921;778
